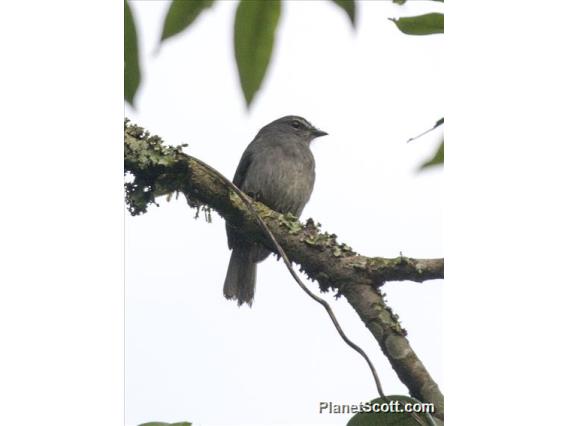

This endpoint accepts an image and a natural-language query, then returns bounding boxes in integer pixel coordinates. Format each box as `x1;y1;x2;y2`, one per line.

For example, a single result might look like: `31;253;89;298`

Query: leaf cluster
125;0;357;108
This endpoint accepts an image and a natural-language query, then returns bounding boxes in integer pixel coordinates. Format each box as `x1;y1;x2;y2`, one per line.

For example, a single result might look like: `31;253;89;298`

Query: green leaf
124;0;141;106
160;0;215;43
139;422;192;426
347;395;436;426
390;13;444;35
330;0;356;27
420;140;444;170
234;0;281;107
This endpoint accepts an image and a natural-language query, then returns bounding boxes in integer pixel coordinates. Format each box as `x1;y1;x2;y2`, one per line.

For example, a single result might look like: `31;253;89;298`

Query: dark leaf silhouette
234;0;281;107
331;0;356;27
160;0;215;43
124;0;141;106
420;140;444;170
391;13;444;36
347;395;436;426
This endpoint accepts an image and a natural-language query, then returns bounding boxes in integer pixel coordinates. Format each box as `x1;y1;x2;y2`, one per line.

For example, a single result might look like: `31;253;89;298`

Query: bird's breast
242;144;315;216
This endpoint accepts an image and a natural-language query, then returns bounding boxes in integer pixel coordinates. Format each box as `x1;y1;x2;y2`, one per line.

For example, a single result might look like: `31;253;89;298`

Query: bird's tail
223;250;256;306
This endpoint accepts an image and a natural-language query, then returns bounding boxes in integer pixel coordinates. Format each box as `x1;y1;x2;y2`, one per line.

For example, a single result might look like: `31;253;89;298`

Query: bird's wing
227;147;254;250
232;148;253;188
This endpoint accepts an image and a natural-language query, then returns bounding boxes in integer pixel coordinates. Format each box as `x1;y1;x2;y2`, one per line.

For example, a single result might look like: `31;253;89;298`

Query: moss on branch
124;119;444;419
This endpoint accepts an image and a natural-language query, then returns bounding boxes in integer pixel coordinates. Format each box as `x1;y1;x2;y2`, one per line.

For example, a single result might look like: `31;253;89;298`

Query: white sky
4;3;568;426
125;1;443;425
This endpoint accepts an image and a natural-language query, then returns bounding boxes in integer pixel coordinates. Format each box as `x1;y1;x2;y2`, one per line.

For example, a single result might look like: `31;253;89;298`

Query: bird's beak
311;128;328;138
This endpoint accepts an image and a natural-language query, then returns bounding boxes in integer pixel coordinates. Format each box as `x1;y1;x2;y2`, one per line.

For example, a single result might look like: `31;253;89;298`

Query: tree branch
124;120;444;419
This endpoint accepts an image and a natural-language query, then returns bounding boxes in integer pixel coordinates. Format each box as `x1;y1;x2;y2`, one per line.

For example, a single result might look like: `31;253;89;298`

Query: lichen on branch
124;119;444;419
124;120;443;289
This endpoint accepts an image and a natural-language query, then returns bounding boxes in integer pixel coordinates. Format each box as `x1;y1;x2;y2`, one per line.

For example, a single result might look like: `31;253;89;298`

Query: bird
223;115;328;306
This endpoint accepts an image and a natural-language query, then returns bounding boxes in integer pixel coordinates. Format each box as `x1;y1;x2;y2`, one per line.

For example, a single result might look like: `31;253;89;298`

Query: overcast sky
125;1;443;425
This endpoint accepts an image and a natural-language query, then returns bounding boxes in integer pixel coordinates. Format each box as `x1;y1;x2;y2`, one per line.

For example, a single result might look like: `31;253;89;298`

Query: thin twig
407;117;444;143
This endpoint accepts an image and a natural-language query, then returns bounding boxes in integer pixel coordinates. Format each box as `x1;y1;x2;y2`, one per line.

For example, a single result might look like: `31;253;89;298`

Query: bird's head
262;115;328;143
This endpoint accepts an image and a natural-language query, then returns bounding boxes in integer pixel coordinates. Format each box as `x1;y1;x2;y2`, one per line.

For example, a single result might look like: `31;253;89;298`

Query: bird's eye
291;120;301;129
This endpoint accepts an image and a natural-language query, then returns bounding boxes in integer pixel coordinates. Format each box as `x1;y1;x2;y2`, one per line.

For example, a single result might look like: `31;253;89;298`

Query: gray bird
223;115;328;306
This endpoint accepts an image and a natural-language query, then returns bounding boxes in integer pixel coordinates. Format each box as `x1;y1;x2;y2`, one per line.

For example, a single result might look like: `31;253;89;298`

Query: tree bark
124;120;444;420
